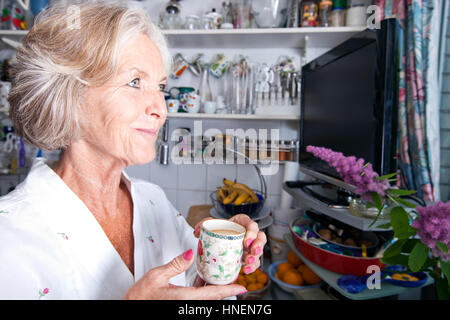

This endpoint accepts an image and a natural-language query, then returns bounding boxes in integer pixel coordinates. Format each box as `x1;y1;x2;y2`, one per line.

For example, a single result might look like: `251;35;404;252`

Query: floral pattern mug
196;219;246;285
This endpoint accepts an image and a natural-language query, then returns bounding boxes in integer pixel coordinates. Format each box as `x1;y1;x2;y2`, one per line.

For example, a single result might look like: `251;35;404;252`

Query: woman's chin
127;151;156;166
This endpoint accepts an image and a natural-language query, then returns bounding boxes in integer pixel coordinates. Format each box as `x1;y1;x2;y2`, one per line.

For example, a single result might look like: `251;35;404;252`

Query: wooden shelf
162;27;366;49
283;233;433;300
167;112;299;120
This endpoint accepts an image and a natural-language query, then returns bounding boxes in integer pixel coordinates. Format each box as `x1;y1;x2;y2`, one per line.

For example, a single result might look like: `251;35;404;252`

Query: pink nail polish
244;266;252;274
255;246;261;255
246;238;254;248
183;249;193;260
248;256;255;264
238;290;248;295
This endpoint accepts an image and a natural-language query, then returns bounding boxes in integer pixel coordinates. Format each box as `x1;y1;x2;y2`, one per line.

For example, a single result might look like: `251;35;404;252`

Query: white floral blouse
0;158;198;299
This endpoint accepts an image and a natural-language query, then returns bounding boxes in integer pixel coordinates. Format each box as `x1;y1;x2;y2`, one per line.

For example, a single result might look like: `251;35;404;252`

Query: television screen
299;19;398;181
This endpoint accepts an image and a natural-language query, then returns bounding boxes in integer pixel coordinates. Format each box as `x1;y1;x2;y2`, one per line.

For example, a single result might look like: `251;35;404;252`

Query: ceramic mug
196;219;246;285
186;93;200;113
203;101;217;114
166;99;179;113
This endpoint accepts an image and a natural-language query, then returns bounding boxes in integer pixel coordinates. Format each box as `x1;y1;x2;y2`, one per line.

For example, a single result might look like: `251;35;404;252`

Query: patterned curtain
375;0;441;202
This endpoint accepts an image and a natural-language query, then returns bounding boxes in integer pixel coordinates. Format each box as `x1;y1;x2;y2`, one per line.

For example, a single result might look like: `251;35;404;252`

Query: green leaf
394;197;418;209
380;254;409;267
440;259;450;287
408;242;429;272
371;192;383;211
213;274;220;279
383;239;407;258
219;251;228;256
376;222;392;229
436;241;449;254
390;206;414;239
436;276;450;300
401;239;421;253
207;251;211;257
218;265;224;273
376;172;397;180
386;189;417;196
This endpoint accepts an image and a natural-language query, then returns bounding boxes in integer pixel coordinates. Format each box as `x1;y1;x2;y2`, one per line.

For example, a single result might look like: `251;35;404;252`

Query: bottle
319;0;333;27
286;0;300;27
300;1;319;27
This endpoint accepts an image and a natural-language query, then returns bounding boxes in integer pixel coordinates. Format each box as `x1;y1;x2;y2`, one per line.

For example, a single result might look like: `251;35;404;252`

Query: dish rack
210;164;267;218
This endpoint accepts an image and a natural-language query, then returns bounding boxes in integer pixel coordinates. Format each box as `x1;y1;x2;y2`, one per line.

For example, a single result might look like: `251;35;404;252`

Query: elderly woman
0;1;266;300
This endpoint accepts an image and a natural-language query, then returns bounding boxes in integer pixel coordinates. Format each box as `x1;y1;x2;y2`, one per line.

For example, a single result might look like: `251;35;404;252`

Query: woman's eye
128;78;140;88
158;83;166;92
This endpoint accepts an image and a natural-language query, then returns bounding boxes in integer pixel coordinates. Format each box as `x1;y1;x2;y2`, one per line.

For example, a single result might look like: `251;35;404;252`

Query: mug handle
16;0;30;10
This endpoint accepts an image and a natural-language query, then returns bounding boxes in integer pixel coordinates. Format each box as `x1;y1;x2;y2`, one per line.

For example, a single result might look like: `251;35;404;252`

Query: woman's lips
135;128;158;137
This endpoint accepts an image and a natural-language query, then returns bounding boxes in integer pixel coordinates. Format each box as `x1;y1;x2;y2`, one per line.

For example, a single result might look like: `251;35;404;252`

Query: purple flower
306;145;391;200
412;201;450;261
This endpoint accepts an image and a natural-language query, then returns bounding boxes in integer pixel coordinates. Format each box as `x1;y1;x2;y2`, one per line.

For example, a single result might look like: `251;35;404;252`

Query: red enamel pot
289;217;385;276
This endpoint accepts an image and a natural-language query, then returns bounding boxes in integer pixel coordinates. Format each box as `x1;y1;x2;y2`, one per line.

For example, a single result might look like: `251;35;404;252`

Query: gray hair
8;0;171;151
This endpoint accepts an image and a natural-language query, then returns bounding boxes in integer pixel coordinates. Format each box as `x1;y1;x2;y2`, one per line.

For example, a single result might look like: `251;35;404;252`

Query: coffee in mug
197;219;246;285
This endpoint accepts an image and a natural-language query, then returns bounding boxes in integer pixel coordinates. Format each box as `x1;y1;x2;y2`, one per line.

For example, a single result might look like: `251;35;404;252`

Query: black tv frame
299;18;400;192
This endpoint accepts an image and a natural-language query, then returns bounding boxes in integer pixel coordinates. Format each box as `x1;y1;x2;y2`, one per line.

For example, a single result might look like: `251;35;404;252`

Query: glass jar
184;15;200;29
300;1;319;27
345;4;367;27
288;140;298;161
258;139;270;161
318;0;333;27
329;7;346;27
232;0;252;28
246;139;258;161
278;140;289;162
201;15;215;29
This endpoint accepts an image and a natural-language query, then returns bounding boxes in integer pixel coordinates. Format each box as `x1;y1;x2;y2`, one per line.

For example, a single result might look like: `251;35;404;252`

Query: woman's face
81;33;167;166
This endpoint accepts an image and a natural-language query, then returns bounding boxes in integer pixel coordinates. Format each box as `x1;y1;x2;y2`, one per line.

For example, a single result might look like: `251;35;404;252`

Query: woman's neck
52;141;129;218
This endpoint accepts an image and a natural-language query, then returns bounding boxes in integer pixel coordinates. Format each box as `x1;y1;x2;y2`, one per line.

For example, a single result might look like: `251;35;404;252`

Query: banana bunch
216;178;259;206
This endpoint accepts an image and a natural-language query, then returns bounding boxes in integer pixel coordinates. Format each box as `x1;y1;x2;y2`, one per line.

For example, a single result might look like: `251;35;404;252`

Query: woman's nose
145;92;167;119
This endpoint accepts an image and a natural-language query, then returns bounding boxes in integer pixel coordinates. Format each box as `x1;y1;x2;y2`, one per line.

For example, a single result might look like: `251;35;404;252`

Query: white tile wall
126;160;289;218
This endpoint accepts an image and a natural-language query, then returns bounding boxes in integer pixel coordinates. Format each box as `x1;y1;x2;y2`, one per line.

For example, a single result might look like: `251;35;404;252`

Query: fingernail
244;266;252;274
248;256;255;264
255;246;261;255
246;238;254;248
183;249;193;260
238;290;248;295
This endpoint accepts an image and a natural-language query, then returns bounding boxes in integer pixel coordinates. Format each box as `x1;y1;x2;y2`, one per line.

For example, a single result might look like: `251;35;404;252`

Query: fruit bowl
268;261;323;293
218;192;264;217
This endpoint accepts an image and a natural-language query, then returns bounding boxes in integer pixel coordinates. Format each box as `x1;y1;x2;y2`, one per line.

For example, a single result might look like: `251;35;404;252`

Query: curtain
375;0;441;202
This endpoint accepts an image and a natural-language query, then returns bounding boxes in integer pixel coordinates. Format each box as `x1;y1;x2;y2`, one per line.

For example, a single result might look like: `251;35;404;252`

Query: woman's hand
123;249;246;300
193;214;267;274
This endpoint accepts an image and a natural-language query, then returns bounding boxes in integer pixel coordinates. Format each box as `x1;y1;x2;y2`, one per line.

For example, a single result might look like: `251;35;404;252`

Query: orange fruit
301;266;322;285
256;272;268;285
247;283;260;291
245;272;257;284
281;269;304;286
276;262;294;278
287;250;303;268
297;264;307;274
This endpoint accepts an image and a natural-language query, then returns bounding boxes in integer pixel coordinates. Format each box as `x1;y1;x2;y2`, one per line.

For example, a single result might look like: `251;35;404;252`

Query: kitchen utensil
196;219;246;285
184;14;199;29
198;64;213;110
289;217;384;276
203;101;217;114
186;93;201;113
166;99;179;113
231;0;251;28
252;0;288;28
286;0;299;27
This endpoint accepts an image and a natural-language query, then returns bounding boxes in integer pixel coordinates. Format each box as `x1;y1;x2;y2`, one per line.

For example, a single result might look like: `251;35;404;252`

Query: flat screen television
299;18;400;191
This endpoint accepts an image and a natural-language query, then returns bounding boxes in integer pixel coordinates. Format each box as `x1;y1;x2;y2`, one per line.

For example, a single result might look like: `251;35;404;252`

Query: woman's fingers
228;214;259;248
242;231;267;274
193;217;214;238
